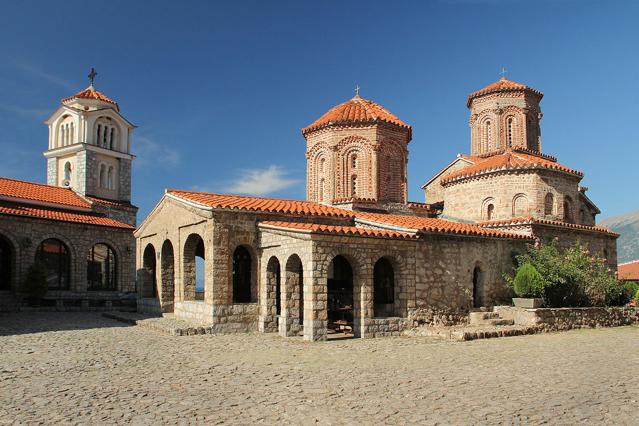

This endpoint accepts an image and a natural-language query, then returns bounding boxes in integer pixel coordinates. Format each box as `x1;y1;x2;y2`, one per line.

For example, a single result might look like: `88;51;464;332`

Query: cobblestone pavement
1;313;637;425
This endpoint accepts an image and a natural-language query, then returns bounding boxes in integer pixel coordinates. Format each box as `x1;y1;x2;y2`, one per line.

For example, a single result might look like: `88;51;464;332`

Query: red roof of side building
302;95;411;136
167;190;355;218
62;86;118;108
467;77;543;107
0;177;91;209
479;217;619;236
618;260;639;281
0;202;134;229
355;212;530;239
441;149;583;184
259;221;417;240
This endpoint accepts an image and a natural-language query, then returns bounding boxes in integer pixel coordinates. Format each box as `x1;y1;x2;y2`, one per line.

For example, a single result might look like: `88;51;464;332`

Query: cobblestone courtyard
0;313;637;425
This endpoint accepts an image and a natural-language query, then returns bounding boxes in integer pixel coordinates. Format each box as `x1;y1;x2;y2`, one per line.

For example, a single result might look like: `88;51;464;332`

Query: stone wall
173;301;259;332
531;223;618;266
494;306;639;331
0;214;135;303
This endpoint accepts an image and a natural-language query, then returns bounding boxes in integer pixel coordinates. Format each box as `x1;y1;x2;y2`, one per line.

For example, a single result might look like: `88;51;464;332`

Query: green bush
635;288;639;302
624;281;639;300
512;263;543;298
506;242;627;307
23;262;48;300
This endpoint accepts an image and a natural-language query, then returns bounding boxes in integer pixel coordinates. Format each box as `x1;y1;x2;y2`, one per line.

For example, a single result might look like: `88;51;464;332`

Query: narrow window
96;124;102;146
351;175;357;197
319;157;325;173
544;193;554;216
107;166;114;190
70;123;74;144
103;126;108;147
99;164;106;188
351;154;357;169
319;178;325;202
109;128;115;150
487;203;494;221
63;162;72;182
507;117;514;147
485;121;492;151
564;197;573;222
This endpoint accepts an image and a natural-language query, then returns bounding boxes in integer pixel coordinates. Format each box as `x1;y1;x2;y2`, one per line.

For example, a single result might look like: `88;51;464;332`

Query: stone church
136;76;618;340
0;77;137;311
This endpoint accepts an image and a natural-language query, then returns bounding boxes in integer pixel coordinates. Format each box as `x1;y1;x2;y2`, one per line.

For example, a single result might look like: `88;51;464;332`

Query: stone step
469;311;500;323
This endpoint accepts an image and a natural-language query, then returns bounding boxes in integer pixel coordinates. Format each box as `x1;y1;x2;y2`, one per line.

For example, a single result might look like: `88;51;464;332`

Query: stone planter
512;298;544;309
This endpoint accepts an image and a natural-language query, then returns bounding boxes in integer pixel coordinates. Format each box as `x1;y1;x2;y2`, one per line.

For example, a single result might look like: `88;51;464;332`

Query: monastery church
0;72;618;340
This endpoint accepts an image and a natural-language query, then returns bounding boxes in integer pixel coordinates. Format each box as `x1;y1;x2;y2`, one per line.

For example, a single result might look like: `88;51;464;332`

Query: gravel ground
0;312;637;425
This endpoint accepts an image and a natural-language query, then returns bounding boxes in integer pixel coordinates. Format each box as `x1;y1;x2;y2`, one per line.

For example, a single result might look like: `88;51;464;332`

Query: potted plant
511;262;544;308
23;262;48;306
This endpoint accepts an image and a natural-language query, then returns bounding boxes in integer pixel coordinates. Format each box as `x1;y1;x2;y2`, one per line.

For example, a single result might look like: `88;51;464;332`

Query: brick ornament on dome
355;212;530;239
479;217;618;236
466;76;543;107
302;95;411;136
258;221;417;240
167;189;355;218
62;86;119;108
0;177;91;209
441;149;583;184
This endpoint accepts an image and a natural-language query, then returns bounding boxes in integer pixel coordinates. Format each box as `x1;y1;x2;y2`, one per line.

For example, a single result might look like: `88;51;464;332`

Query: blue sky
0;0;637;220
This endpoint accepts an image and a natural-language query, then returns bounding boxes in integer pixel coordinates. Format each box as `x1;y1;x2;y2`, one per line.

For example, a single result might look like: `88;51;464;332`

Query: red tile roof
259;221;417;239
62;86;118;108
441;149;583;184
467;77;543;107
0;202;133;229
167;190;355;218
302;95;411;136
355;212;530;239
479;217;619;236
618;260;639;281
0;177;91;209
86;196;137;209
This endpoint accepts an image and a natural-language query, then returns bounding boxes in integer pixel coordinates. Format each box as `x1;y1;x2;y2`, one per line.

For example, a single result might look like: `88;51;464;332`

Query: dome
466;77;543;107
62;86;119;110
302;95;410;136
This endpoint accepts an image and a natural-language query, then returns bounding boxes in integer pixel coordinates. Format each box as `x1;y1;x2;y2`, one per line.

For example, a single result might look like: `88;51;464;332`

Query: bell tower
467;76;544;156
43;69;136;202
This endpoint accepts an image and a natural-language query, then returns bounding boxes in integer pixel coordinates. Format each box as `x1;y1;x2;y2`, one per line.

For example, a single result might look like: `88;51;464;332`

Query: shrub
635;288;639;302
507;242;626;307
512;263;543;298
23;262;48;300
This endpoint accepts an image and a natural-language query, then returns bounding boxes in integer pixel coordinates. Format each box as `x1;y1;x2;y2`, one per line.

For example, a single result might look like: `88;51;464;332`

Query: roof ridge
168;188;321;204
0;176;75;191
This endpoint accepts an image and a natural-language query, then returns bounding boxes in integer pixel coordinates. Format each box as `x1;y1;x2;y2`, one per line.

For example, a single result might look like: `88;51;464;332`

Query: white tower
43;69;136;202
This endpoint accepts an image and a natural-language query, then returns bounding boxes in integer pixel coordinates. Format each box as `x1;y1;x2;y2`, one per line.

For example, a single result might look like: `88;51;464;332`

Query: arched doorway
36;238;71;290
0;235;12;290
183;234;205;301
142;244;157;298
233;246;253;303
373;257;395;317
472;264;484;308
161;240;175;311
327;255;353;333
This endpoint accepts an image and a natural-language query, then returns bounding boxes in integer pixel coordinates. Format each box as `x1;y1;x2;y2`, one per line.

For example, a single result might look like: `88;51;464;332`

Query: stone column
303;256;327;341
258;258;278;333
279;265;302;337
353;264;373;338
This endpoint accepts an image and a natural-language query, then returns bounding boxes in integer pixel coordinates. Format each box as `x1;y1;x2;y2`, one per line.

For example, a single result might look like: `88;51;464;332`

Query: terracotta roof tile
0;202;133;229
441;149;583;184
86;196;137;209
259;221;417;239
62;86;118;108
302;95;410;136
618;260;639;281
355;212;530;239
467;77;543;107
479;217;619;236
167;190;354;218
0;177;91;209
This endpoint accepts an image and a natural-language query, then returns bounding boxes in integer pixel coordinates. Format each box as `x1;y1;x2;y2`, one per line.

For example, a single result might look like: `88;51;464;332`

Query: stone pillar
353;264;373;338
258;258;278;333
303;257;327;341
279;265;302;337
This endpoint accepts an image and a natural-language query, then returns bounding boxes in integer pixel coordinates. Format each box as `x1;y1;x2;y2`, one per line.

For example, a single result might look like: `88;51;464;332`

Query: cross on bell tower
88;67;97;87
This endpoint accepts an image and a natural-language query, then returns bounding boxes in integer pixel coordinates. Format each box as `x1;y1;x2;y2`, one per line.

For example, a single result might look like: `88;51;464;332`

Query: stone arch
233;245;256;303
482;197;496;221
512;193;529;217
87;242;117;291
373;256;396;318
142;244;157;298
326;254;355;333
281;253;304;336
35;238;72;291
182;233;204;301
160;239;175;311
0;233;15;290
472;262;484;308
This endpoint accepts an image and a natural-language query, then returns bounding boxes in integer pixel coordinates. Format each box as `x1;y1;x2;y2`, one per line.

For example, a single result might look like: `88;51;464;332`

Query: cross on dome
354;84;361;97
88;67;97;87
499;67;507;80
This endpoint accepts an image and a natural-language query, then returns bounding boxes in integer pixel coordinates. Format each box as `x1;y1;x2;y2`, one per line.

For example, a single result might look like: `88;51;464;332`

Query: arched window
87;244;117;291
102;126;108;147
487;204;494;220
0;235;12;290
64;162;72;182
35;238;70;290
564;196;573;222
374;258;395;318
484;120;492;151
96;124;102;146
107;166;114;190
507;117;514;147
109;128;115;150
233;246;253;303
351;175;357;197
512;194;528;217
544;193;554;216
99;164;107;188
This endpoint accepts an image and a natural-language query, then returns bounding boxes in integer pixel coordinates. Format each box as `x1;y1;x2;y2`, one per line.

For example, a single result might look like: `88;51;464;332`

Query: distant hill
600;210;639;263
